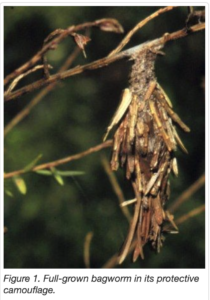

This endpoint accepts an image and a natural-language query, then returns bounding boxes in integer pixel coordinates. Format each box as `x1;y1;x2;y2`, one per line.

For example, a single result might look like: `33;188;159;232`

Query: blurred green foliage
4;6;205;268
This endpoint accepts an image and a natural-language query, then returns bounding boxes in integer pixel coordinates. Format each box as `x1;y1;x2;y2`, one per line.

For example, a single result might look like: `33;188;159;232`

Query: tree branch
4;23;205;102
108;6;176;57
169;173;205;213
4;18;124;87
175;204;205;225
4;140;112;179
4;47;81;137
101;156;132;222
84;232;94;268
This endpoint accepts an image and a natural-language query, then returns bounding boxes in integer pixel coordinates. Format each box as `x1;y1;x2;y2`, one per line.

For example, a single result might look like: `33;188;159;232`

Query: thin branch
175;204;205;225
4;140;113;179
4;25;73;86
118;182;142;265
169;173;205;213
4;18;124;87
186;9;205;28
5;64;52;95
59;47;81;72
101;156;132;222
102;204;205;268
102;239;136;269
121;198;137;207
108;6;176;57
4;23;205;103
4;47;81;137
84;232;94;268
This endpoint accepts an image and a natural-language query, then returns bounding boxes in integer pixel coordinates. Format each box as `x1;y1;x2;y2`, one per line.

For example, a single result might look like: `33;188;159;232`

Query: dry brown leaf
95;18;124;33
72;33;91;50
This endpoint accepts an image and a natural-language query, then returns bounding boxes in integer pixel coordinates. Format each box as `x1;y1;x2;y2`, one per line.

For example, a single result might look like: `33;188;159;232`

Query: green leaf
35;170;52;176
24;154;43;172
54;174;64;186
5;190;13;197
50;167;64;186
13;176;27;195
56;170;85;177
35;169;85;178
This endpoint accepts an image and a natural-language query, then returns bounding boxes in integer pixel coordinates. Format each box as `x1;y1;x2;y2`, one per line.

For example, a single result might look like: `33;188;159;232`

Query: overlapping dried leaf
105;47;190;263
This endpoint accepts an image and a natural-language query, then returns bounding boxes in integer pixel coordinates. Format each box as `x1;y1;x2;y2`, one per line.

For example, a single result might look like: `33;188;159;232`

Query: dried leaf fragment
71;33;91;58
103;88;132;141
105;47;190;263
95;18;124;33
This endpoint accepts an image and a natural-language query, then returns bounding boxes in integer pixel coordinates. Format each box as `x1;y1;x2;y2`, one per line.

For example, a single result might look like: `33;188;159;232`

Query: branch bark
4;140;112;179
108;6;176;57
170;173;205;213
4;47;81;137
4;18;124;86
101;156;132;222
4;23;205;102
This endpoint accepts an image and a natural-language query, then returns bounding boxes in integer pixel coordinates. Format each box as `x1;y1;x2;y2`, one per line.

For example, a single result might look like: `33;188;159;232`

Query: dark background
4;6;205;268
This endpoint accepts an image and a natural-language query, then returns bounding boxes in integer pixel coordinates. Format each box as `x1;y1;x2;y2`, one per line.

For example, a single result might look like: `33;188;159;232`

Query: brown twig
118;182;142;264
4;23;205;103
4;47;81;137
84;232;94;268
108;6;176;57
4;140;113;179
176;204;205;225
186;9;205;28
169;173;205;213
5;65;52;96
102;204;205;268
4;26;73;86
102;239;136;268
4;18;124;87
101;156;132;222
121;198;137;207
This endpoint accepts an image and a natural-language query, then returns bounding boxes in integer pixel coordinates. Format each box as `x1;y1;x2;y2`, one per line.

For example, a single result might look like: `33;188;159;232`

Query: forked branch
4;18;124;87
4;22;205;102
4;140;112;179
